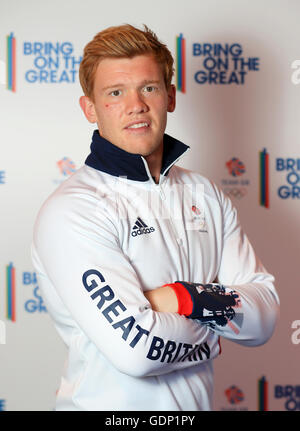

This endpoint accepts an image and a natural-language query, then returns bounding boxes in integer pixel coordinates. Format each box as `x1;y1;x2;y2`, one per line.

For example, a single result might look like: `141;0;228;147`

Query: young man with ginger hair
32;24;279;411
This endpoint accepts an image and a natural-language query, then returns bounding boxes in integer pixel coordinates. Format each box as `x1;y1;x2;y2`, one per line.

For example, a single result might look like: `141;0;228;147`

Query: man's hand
170;281;240;328
144;281;241;329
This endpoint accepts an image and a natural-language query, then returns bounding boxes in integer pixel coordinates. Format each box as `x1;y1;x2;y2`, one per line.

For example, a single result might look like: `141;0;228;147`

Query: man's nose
126;91;148;115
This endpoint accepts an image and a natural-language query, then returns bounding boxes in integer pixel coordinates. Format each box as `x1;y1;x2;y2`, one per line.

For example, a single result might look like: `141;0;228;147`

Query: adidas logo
131;217;155;237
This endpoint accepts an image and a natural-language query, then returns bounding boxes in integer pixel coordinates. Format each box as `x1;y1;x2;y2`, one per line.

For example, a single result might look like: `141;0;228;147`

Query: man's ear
79;96;97;123
167;84;176;113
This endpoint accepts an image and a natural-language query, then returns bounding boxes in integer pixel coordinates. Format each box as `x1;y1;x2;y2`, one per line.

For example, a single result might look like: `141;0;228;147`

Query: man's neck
144;144;163;184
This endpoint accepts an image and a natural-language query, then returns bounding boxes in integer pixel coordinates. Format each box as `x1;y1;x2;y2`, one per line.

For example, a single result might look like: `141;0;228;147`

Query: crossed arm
144;285;178;313
33;185;279;380
145;274;279;347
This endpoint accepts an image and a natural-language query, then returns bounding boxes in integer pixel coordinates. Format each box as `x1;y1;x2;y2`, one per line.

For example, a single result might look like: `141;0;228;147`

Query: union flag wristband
168;281;239;320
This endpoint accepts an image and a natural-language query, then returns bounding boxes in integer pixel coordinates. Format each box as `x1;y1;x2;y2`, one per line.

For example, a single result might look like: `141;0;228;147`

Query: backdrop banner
0;0;299;412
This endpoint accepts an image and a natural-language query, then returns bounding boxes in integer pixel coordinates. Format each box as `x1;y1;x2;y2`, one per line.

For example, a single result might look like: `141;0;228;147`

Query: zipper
159;178;184;247
140;150;190;247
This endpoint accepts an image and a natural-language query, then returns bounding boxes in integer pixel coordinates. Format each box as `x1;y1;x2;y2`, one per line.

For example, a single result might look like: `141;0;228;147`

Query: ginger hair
79;24;174;100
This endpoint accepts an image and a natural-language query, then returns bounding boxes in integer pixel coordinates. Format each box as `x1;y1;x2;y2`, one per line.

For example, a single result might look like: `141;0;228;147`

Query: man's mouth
126;122;150;130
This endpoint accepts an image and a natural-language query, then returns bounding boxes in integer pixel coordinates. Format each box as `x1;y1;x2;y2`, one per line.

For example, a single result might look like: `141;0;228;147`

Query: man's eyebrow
139;79;161;86
101;83;125;91
101;80;161;92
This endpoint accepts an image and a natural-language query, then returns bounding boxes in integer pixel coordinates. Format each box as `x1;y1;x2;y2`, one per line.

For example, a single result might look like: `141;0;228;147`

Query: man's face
80;54;176;156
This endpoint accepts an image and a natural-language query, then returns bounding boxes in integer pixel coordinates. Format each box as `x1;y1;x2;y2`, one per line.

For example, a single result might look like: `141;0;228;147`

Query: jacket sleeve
206;185;280;346
32;192;220;378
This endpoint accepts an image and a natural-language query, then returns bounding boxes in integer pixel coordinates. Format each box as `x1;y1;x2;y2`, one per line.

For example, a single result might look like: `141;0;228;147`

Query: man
32;24;279;411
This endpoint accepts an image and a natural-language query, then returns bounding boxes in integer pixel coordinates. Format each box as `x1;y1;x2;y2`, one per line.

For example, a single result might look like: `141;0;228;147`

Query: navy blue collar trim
85;130;189;182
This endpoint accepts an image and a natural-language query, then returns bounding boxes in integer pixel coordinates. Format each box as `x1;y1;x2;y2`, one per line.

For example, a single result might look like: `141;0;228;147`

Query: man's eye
110;90;122;96
144;86;156;93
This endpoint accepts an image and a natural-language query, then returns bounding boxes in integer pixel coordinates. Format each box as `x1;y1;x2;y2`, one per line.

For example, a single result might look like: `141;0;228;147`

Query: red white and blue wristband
166;281;240;326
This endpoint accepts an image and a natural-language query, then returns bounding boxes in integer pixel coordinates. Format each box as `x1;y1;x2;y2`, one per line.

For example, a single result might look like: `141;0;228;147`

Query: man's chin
122;141;162;157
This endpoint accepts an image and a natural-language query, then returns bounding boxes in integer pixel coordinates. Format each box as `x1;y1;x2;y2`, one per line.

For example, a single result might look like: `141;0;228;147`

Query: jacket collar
85;130;189;182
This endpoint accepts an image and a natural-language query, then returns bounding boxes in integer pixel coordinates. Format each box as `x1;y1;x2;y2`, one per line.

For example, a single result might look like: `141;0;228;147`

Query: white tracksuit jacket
31;130;279;411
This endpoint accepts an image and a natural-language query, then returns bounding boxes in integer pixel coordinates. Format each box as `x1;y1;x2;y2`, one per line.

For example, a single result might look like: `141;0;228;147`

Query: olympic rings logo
224;188;247;199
